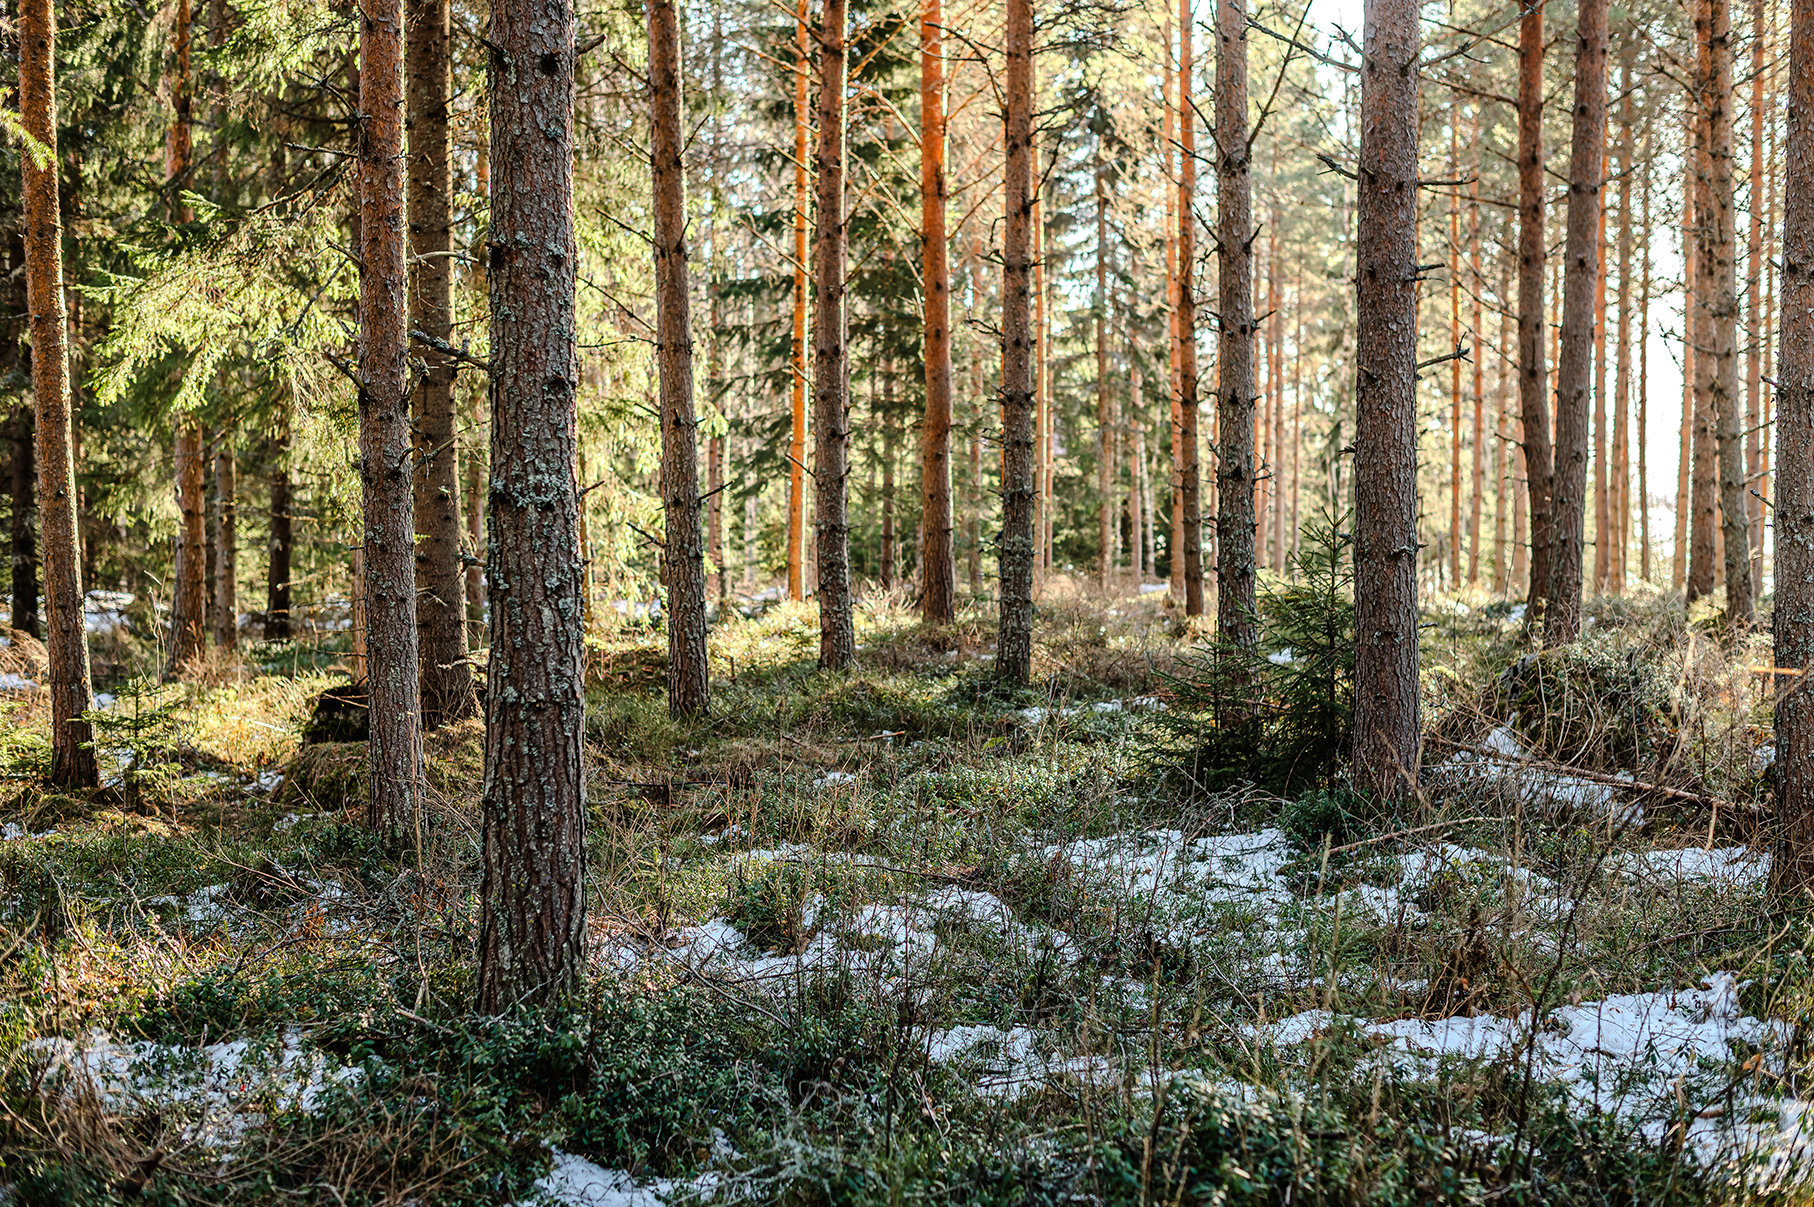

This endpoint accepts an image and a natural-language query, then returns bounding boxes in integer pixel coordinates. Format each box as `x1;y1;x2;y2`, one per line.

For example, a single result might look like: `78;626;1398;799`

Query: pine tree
919;0;955;625
1214;0;1256;652
813;0;854;669
995;0;1036;683
1517;0;1553;617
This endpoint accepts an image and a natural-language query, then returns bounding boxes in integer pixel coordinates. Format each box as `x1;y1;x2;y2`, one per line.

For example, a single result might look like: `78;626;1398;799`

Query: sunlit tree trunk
1593;161;1609;594
1164;17;1183;601
1770;0;1814;896
1611;53;1634;594
919;0;955;623
19;0;95;787
995;0;1035;681
165;0;206;673
1214;0;1255;647
788;0;809;602
1177;0;1204;616
1495;253;1513;593
475;0;586;1010
1679;163;1696;589
1689;78;1721;601
651;0;708;714
1448;112;1463;590
11;404;35;639
1096;164;1114;588
1748;0;1767;585
1352;0;1421;799
1638;158;1653;583
812;0;853;668
1469;147;1486;585
1518;0;1553;617
1545;0;1608;645
267;421;292;640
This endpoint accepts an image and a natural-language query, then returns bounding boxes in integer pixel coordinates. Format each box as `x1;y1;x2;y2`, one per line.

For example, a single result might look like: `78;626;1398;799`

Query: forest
0;0;1811;1196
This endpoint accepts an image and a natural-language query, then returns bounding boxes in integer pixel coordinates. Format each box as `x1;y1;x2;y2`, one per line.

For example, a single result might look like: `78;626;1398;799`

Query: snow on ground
30;1028;359;1148
1433;725;1643;824
1013;697;1167;724
0;671;36;691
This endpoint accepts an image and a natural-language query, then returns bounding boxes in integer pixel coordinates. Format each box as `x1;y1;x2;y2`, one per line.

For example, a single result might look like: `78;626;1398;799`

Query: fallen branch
1426;736;1763;816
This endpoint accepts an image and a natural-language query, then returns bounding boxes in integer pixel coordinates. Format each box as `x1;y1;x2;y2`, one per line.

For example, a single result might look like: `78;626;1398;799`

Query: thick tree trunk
11;405;36;638
357;0;426;836
1545;0;1608;645
1351;0;1421;800
266;424;292;640
1177;0;1204;617
788;0;809;603
1214;0;1255;648
919;0;955;623
812;0;853;668
1700;0;1753;623
409;0;475;726
1517;0;1553;617
1612;55;1633;594
213;441;236;649
651;0;708;715
1495;255;1513;593
1771;0;1814;896
1689;94;1721;600
995;0;1035;682
19;0;95;787
475;0;586;1010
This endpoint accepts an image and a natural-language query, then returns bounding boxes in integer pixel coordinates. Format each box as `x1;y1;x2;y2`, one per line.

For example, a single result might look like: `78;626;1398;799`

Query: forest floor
0;579;1808;1205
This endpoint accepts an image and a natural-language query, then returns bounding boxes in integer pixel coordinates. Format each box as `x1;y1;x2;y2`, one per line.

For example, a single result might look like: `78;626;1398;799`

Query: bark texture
788;0;809;602
1177;0;1204;616
651;0;708;716
919;0;955;624
1772;0;1814;896
213;442;236;648
1517;0;1553;617
475;0;587;1011
19;0;95;787
1351;0;1421;801
813;0;853;669
358;0;426;836
1546;0;1607;645
995;0;1036;682
1215;0;1256;650
11;405;36;638
408;0;475;726
266;424;291;640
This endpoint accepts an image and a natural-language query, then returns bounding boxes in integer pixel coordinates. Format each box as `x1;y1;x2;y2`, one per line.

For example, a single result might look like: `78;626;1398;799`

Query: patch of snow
525;1151;665;1207
273;811;316;832
1507;603;1528;623
1434;725;1643;825
0;672;37;691
1139;582;1167;594
251;770;284;794
1;821;52;840
1621;845;1769;886
145;883;232;926
815;771;858;787
1267;648;1296;665
92;692;116;709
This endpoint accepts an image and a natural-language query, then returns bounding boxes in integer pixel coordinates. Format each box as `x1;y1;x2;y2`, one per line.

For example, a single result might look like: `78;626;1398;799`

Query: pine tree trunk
1639;159;1653;584
1545;0;1608;645
1678;165;1695;589
1702;0;1753;623
1177;0;1204;617
213;442;236;648
1448;113;1464;590
19;0;95;787
1748;0;1767;585
164;0;207;673
1517;0;1553;617
1469;153;1485;585
1165;19;1182;601
475;0;586;1010
1771;0;1814;896
1352;0;1421;800
1214;0;1255;647
408;0;475;726
788;0;809;603
266;423;292;640
1592;162;1609;594
812;0;853;668
995;0;1036;681
1689;78;1721;601
919;0;954;623
651;0;709;713
357;0;426;835
1612;55;1634;594
1495;254;1513;593
11;405;37;638
1096;167;1113;589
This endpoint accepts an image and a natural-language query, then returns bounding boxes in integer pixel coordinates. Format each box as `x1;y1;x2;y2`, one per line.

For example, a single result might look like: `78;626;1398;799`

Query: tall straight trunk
358;0;425;834
881;381;896;589
1096;169;1114;587
1612;55;1634;594
204;431;219;640
1697;0;1752;621
1689;95;1720;599
165;0;206;672
1770;0;1814;896
10;405;35;638
476;0;586;1010
812;0;853;668
1748;0;1766;582
1592;162;1610;593
1035;158;1052;574
651;0;708;714
1214;0;1255;646
1352;0;1421;800
1448;112;1463;588
266;423;292;639
214;441;236;647
1290;279;1304;569
1678;164;1695;587
919;0;955;623
708;313;725;599
1639;159;1652;583
19;0;95;787
408;0;474;725
1518;0;1553;616
995;0;1035;681
1165;17;1183;600
465;144;487;645
1268;215;1284;570
1766;68;1779;583
1545;0;1608;645
1495;254;1513;593
1177;0;1204;617
1468;155;1485;584
788;1;809;603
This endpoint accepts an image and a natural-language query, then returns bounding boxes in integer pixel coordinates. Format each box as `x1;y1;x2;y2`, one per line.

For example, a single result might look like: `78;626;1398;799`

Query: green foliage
1150;510;1356;796
82;677;187;812
1495;639;1675;773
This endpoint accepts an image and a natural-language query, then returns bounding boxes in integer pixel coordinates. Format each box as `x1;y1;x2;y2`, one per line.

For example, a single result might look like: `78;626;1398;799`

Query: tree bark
788;0;809;603
1770;0;1814;896
165;0;206;673
1611;54;1633;594
11;405;36;638
1517;0;1553;617
1448;112;1463;590
1545;0;1607;645
919;0;954;623
1748;0;1767;586
651;0;708;715
476;0;586;1010
812;0;853;668
1689;79;1721;600
408;0;475;726
1469;147;1485;585
1096;163;1114;588
1351;0;1421;800
995;0;1035;682
266;422;292;640
19;0;95;787
1639;157;1652;584
213;440;236;648
1214;0;1255;648
1177;0;1204;617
